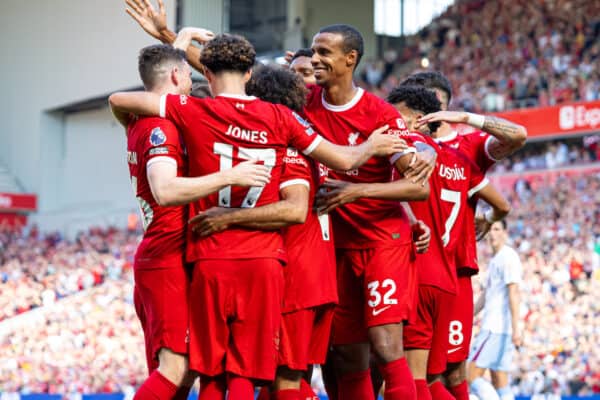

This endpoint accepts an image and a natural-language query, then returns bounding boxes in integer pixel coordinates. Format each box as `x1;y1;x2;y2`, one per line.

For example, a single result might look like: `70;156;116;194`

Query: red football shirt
406;136;488;293
279;149;337;312
127;117;187;268
303;85;419;249
160;93;323;262
436;130;498;274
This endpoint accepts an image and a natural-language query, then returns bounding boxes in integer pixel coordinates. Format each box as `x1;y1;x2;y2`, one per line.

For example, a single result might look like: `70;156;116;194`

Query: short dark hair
138;44;187;90
387;85;442;133
200;34;256;74
246;65;307;113
496;219;508;230
318;24;364;68
291;48;313;61
401;71;453;105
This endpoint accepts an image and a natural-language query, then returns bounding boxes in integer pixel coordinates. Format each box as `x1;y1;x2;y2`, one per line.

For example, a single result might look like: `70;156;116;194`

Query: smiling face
290;56;316;85
310;32;357;87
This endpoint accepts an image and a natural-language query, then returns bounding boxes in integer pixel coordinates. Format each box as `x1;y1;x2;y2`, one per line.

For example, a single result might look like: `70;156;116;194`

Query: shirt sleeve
280;148;312;191
284;109;324;156
142;119;183;168
159;94;192;132
381;114;418;164
466;160;489;198
503;249;523;285
466;131;497;173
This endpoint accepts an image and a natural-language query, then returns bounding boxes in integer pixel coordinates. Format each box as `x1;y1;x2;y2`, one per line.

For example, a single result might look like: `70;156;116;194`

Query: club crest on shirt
287;148;298;157
396;118;407;129
348;132;360;146
150;127;167;147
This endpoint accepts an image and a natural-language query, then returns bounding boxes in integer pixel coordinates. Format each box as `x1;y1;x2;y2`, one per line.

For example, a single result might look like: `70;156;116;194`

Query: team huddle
109;1;527;400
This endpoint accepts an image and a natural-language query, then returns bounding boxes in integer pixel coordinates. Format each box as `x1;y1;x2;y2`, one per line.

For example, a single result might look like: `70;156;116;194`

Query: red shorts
279;305;334;370
331;245;417;345
188;258;284;381
133;264;190;374
446;275;474;364
403;285;455;375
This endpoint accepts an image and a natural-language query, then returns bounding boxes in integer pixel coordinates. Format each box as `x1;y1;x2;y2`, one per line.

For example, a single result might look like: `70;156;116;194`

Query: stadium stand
359;0;600;112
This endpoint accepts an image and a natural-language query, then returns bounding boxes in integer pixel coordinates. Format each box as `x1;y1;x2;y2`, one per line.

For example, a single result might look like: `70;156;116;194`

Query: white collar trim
321;88;364;112
217;93;257;100
434;130;459;143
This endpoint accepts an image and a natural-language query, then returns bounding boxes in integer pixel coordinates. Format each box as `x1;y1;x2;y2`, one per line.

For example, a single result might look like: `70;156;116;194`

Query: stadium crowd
0;227;138;321
1;165;599;396
359;0;600;112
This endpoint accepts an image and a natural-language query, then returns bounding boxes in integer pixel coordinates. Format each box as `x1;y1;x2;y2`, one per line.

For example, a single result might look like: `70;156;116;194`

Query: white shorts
468;329;515;371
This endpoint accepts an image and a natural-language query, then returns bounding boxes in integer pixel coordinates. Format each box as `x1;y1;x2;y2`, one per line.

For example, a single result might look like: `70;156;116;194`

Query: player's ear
346;50;358;69
171;65;180;86
243;68;252;84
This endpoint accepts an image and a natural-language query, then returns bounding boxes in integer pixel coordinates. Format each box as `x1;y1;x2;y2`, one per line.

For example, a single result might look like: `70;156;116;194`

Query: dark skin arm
189;183;310;236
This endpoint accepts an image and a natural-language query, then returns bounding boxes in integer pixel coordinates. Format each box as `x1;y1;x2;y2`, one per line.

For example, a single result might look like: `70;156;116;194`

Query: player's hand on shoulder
189;207;232;237
226;160;271;187
315;178;363;214
125;0;168;41
412;220;431;253
367;125;408;157
415;111;468;128
474;214;492;241
404;146;437;186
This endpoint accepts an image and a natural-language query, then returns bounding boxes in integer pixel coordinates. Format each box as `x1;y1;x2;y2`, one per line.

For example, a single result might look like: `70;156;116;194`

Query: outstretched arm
309;125;408;171
315;152;430;214
417;111;527;160
125;0;206;72
109;92;161;118
189;183;309;236
147;159;270;207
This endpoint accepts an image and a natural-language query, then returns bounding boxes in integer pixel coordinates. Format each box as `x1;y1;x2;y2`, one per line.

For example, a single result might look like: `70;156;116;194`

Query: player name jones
225;125;268;144
438;164;466;181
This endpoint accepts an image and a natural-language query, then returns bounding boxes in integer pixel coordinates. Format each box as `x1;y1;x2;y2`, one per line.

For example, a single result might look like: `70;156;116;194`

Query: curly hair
200;34;256;74
246;65;308;113
138;44;187;90
387;85;442;133
400;71;453;106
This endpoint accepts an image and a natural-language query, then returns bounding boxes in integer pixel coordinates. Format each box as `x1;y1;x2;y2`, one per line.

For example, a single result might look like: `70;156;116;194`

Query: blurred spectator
357;0;600;112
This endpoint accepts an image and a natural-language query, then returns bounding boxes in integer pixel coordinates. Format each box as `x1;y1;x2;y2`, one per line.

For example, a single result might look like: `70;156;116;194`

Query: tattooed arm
482;115;527;160
417;111;527;160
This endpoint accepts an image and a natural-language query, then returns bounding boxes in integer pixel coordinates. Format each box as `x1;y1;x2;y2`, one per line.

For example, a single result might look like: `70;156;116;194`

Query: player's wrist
484;209;500;224
466;113;485;129
160;29;177;44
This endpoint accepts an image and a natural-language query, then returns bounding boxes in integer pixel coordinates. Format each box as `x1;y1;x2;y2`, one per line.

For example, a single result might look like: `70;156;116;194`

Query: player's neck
210;79;247;97
150;85;181;97
431;122;452;139
322;79;359;106
491;242;504;254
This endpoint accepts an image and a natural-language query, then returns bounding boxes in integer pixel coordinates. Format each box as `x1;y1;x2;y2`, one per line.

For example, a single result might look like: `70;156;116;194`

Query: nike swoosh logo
372;306;391;316
447;347;462;354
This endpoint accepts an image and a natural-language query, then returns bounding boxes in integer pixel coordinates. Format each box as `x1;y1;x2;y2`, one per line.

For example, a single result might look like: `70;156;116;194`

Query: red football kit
402;136;488;374
126;116;189;373
303;85;420;345
160;93;323;380
436;130;498;363
278;149;337;370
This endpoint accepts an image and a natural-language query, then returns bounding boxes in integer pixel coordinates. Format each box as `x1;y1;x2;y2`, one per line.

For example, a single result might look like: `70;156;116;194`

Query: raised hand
367;125;409;157
415;111;468;129
125;0;168;41
173;27;216;50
